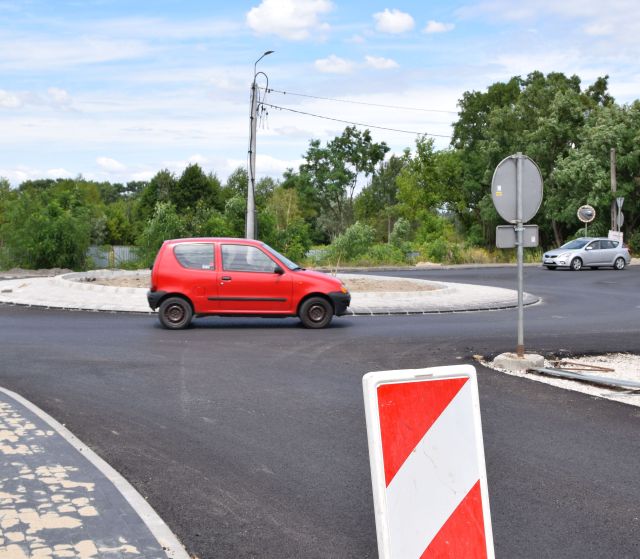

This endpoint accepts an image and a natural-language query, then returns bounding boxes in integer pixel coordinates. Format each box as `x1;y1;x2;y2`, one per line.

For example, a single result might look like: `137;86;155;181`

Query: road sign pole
516;153;524;358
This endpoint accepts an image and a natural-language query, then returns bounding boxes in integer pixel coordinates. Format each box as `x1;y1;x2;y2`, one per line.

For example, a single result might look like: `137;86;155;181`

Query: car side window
602;240;615;249
174;243;215;270
587;241;600;250
222;245;277;272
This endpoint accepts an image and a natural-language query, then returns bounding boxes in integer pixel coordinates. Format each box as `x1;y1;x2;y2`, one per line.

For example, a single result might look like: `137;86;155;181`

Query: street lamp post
246;50;274;239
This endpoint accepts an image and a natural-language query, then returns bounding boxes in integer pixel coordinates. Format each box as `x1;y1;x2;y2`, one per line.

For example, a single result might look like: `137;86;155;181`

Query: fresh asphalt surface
1;265;639;558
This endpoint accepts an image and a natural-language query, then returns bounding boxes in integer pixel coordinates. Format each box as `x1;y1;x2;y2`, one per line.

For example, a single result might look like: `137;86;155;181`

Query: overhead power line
262;87;458;115
261;102;452;138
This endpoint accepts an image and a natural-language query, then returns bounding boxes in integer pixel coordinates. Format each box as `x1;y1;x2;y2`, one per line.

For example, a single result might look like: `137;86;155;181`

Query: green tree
264;186;312;260
136;202;187;267
551;101;640;242
173;164;222;212
298;126;389;239
355;154;407;241
136;169;177;222
1;187;91;269
451;72;615;246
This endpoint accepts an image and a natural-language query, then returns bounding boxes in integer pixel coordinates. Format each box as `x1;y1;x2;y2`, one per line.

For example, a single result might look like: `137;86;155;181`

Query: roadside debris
480;353;640;408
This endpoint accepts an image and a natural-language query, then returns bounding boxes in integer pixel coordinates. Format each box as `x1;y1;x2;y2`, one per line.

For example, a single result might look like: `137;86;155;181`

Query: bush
626;230;639;254
359;244;407;266
326;222;376;264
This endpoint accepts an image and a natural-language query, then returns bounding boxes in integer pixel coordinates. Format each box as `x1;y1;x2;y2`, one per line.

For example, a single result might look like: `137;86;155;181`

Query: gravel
484;353;640;407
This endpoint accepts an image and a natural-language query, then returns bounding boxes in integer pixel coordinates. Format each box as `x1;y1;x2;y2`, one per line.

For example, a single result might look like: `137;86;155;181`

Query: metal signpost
616;197;624;231
577;205;596;236
491;153;543;358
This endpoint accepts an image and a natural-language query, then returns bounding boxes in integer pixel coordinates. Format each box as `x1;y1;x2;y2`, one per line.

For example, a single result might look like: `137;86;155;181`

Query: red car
147;238;351;329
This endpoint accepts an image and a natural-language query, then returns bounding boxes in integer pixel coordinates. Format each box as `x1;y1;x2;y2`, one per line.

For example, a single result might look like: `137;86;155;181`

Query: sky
1;0;639;187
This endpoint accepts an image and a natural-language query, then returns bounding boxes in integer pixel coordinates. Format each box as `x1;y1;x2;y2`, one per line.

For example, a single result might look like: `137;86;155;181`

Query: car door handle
221;276;232;281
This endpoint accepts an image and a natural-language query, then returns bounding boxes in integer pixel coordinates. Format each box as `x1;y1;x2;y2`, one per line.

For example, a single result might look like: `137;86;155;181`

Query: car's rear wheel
614;257;626;270
299;297;333;329
570;257;583;271
158;297;193;329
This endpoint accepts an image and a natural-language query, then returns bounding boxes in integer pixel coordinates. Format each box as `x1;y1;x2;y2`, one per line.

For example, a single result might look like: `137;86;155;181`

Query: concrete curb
0;387;189;559
0;272;541;316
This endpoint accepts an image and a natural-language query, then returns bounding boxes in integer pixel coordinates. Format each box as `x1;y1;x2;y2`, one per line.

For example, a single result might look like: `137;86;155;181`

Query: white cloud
46;168;73;178
96;156;126;172
130;170;155;181
365;55;399;70
424;20;455;34
0;37;152;70
347;34;365;44
0;89;22;108
584;22;614;36
47;87;73;108
226;154;303;177
246;0;333;40
315;55;354;74
373;9;415;34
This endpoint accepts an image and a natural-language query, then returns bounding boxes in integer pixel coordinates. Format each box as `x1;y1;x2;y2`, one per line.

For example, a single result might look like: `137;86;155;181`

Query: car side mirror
586;246;593;250
274;265;285;275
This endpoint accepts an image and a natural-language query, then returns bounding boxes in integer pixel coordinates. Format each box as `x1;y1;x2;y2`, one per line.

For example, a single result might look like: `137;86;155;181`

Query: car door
172;242;218;313
599;240;616;265
216;243;293;313
582;240;601;265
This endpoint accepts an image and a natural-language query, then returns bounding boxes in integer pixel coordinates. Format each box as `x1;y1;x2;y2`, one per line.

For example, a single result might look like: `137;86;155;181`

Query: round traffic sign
491;154;543;224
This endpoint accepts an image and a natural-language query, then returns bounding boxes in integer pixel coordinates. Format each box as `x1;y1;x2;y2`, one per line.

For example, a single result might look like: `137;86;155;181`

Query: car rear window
174;243;215;270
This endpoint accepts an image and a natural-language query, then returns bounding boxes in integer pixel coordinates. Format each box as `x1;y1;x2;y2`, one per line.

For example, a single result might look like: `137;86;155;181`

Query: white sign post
363;365;494;559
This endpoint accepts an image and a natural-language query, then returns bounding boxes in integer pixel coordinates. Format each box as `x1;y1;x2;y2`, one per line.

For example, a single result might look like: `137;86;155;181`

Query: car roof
572;237;615;242
164;237;263;245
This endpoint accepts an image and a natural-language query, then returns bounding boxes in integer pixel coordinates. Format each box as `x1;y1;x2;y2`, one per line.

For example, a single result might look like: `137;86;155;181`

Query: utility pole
246;50;274;239
610;148;617;231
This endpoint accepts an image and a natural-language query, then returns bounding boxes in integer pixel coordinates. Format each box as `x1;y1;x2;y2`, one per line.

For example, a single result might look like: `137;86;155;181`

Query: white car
542;237;631;271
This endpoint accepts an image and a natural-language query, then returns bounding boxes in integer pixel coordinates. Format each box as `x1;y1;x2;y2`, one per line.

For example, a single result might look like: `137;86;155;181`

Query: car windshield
262;243;301;270
560;239;590;250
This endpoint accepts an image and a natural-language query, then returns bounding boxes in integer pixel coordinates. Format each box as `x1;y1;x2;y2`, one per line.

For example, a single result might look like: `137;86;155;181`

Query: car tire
158;297;193;329
299;297;333;329
614;257;626;270
545;265;556;270
570;257;583;271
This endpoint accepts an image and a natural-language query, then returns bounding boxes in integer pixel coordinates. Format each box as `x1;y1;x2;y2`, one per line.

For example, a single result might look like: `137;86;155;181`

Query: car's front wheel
614;257;626;270
158;297;193;329
299;297;333;329
570;257;583;271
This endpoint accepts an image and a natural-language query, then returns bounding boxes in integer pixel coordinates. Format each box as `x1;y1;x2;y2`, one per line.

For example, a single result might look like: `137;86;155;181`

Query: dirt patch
82;272;437;293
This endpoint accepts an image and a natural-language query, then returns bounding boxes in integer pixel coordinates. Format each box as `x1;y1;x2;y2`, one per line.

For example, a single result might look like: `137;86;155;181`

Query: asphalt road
1;266;639;558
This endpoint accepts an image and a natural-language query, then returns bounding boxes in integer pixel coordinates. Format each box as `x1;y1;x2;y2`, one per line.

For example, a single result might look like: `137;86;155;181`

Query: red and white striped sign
363;365;494;559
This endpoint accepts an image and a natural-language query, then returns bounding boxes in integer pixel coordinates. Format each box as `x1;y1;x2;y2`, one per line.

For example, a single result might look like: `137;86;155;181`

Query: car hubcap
166;304;185;323
308;304;326;322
